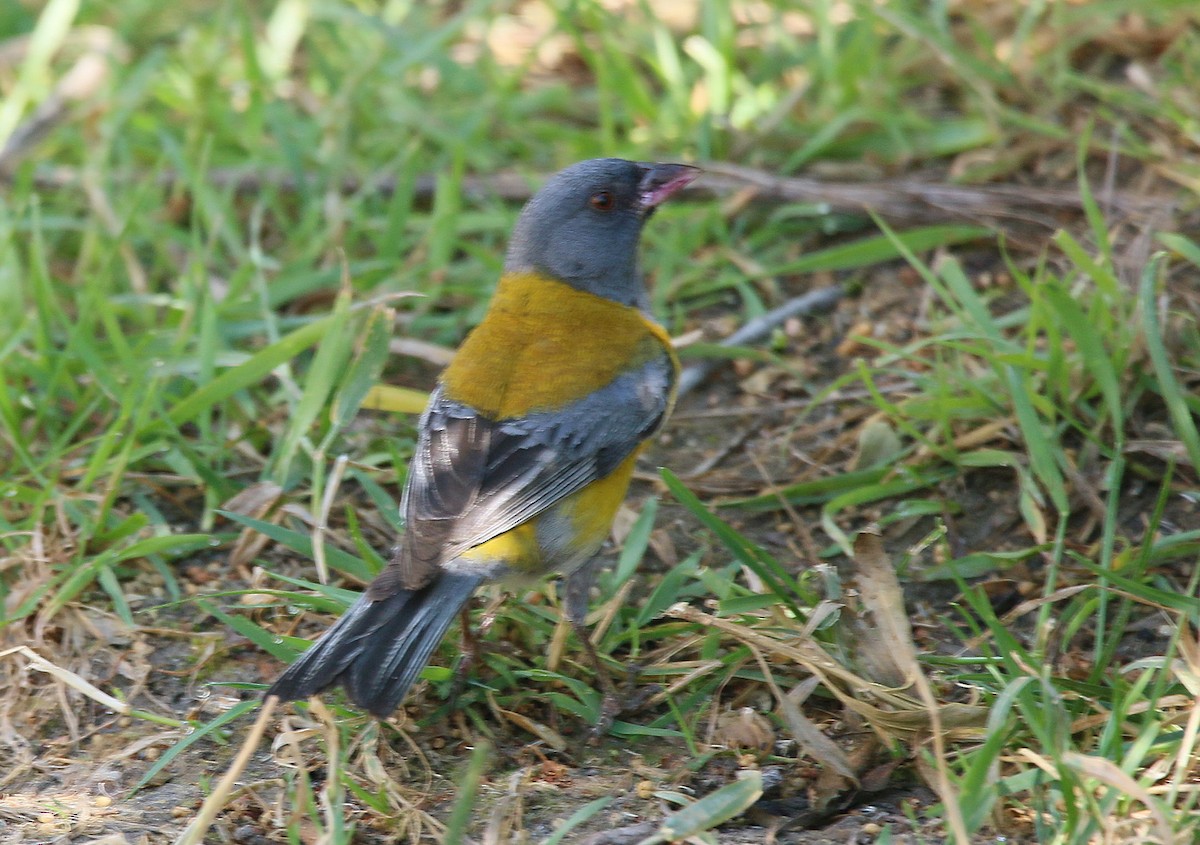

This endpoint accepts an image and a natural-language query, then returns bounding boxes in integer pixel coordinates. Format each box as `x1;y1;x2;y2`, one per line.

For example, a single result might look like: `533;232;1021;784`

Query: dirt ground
6;251;1195;845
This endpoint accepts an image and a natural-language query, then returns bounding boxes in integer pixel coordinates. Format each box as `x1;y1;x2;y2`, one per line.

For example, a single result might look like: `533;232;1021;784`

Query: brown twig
15;160;1171;237
699;161;1166;226
676;285;845;399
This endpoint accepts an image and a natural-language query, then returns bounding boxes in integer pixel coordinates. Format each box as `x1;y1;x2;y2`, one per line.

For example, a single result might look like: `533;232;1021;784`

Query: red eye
589;191;615;211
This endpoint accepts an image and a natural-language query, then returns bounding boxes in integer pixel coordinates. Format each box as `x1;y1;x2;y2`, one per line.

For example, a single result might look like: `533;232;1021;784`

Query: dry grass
2;0;1200;842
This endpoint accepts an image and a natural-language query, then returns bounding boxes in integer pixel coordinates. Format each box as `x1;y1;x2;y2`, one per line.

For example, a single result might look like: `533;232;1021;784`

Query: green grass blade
540;797;614;845
441;739;490;844
218;511;373;583
129;700;258;794
661;469;803;616
1139;254;1200;471
199;599;295;660
656;770;762;843
165;314;334;429
270;288;355;480
771;225;990;276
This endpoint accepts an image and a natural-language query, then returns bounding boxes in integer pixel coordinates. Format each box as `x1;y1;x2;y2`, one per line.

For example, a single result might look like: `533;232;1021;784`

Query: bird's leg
449;595;513;705
562;558;648;738
459;605;480;659
445;606;479;707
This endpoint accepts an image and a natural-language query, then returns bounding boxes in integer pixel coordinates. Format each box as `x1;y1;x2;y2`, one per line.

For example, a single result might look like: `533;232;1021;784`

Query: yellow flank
441;272;675;419
457;449;643;573
459;521;541;566
560;449;642;547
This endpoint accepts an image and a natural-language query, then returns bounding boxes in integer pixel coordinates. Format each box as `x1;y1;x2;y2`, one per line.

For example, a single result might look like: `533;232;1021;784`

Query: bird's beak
637;163;701;212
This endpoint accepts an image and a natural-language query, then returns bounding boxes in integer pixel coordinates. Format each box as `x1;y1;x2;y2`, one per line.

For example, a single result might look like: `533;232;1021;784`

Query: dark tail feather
267;571;484;717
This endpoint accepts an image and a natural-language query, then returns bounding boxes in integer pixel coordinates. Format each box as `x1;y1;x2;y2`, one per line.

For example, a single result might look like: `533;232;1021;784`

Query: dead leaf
849;416;903;471
851;531;970;844
221;481;283;570
835;321;876;358
1126;439;1194;466
850;531;918;690
488;695;567;752
712;708;775;754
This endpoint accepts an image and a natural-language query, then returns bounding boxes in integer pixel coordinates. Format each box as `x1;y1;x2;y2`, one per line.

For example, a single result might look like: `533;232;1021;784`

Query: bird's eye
589;191;615;212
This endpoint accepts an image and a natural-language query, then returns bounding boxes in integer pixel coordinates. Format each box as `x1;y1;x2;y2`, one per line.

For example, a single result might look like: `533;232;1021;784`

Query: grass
2;0;1200;843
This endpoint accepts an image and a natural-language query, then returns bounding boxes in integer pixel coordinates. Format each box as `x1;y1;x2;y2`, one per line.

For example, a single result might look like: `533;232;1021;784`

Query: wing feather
389;353;673;588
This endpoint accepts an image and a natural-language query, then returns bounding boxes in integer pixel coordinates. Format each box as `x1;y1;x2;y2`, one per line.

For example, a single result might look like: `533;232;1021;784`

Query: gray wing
380;355;673;591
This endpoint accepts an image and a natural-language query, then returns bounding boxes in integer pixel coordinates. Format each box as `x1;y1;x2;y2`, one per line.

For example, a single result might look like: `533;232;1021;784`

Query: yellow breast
440;272;675;419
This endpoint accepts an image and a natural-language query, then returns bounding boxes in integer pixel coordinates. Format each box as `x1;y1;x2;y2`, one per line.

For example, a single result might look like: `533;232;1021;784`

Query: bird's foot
447;606;517;706
587;665;659;744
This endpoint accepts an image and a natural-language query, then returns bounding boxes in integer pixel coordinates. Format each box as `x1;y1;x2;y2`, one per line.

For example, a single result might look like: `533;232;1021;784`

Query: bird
267;158;699;728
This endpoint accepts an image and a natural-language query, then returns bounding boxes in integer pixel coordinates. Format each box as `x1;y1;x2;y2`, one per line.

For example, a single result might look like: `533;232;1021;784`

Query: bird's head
505;158;699;308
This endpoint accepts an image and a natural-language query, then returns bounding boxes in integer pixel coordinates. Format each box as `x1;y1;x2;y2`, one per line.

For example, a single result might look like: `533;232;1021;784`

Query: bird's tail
267;571;484;717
